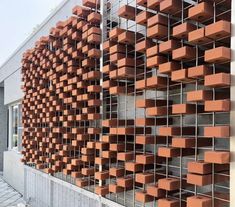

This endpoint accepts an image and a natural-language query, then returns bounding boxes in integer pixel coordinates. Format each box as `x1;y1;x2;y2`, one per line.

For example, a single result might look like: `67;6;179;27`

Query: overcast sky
0;0;64;66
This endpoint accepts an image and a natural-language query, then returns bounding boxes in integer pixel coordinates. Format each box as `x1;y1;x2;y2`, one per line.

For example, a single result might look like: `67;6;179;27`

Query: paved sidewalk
0;176;25;207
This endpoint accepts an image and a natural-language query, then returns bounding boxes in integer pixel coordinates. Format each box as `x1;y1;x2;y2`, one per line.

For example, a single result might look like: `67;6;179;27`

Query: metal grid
101;0;231;206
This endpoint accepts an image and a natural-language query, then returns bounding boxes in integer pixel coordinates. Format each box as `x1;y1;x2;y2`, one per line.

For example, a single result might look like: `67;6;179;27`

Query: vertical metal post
133;0;137;205
99;0;106;189
49;178;54;207
212;2;216;207
230;0;235;206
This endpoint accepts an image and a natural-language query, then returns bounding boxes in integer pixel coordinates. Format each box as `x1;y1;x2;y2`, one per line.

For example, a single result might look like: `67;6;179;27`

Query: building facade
0;0;234;207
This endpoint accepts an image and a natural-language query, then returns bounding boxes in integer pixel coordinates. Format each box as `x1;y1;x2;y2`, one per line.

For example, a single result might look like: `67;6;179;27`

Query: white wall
3;150;24;194
4;68;23;105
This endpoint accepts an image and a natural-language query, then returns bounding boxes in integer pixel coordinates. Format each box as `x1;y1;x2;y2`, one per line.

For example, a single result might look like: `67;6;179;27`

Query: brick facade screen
21;0;231;206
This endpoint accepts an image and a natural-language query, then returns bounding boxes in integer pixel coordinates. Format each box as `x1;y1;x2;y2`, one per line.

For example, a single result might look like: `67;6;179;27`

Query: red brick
158;178;180;191
135;191;154;203
187;196;212;207
158;198;180;207
188;2;213;21
118;5;136;20
204;73;230;87
187;173;212;186
188;161;212;175
204;151;230;164
172;22;196;39
205;20;231;39
204;47;231;63
204;100;230;112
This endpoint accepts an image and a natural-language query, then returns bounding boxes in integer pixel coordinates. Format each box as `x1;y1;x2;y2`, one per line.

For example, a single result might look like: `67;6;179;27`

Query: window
9;103;22;151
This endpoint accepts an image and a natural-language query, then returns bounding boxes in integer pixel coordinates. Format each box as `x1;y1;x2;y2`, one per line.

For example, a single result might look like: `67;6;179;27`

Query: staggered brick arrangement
21;0;101;189
21;0;231;206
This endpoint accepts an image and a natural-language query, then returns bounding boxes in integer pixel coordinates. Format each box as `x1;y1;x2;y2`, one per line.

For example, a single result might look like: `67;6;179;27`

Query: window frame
8;101;22;152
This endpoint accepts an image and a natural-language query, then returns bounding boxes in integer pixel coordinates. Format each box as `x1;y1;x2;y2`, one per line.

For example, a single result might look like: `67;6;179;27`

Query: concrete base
24;166;124;207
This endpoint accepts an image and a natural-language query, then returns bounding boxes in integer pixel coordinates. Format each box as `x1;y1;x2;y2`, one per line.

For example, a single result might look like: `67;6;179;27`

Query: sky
0;0;65;66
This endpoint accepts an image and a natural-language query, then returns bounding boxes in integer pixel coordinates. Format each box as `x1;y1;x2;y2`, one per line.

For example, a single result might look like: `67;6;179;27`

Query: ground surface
0;176;25;207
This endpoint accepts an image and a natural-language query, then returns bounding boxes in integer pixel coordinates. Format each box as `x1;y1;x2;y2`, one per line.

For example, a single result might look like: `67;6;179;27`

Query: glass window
9;103;22;151
12;105;18;149
18;104;23;151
